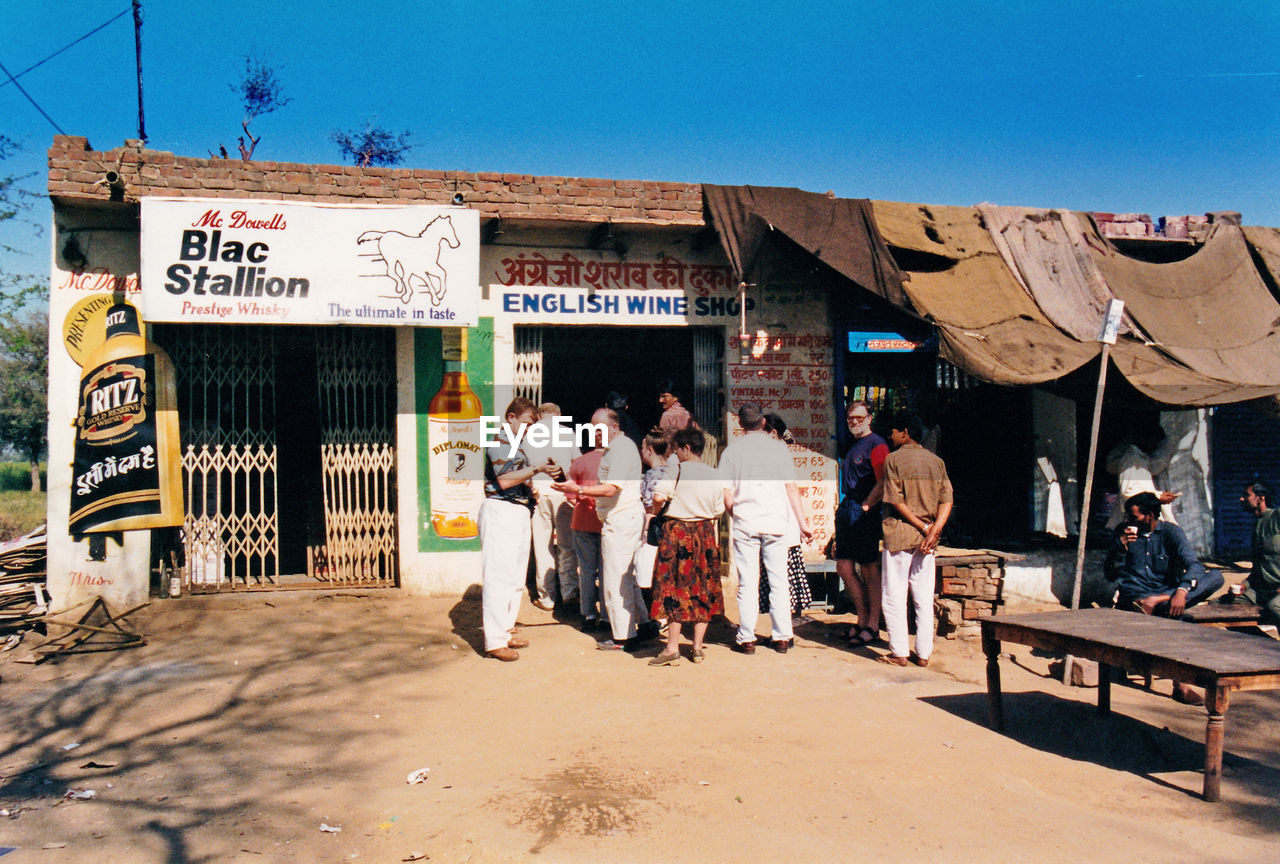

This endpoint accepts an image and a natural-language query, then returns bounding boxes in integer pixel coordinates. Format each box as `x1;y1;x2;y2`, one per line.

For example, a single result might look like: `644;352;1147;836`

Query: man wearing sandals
879;412;952;668
835;401;889;647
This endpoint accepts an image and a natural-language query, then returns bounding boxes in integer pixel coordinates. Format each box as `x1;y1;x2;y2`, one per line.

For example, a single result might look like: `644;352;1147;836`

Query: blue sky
3;0;1279;283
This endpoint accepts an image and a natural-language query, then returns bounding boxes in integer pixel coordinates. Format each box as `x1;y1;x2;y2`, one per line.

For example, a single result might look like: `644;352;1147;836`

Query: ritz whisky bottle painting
427;328;484;538
69;302;183;534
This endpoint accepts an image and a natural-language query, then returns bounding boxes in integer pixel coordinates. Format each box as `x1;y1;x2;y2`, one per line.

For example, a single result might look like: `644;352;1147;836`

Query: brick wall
47;136;705;226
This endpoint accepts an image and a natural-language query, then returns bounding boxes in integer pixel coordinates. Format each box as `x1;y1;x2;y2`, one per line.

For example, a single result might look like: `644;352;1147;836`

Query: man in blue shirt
1104;491;1223;704
1105;491;1222;615
834;401;889;646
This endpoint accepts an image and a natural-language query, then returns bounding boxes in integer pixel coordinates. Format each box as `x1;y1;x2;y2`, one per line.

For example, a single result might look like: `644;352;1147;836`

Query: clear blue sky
3;0;1278;283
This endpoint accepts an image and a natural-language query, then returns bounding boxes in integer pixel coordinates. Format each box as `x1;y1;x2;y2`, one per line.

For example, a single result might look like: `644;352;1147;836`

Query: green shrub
0;461;46;492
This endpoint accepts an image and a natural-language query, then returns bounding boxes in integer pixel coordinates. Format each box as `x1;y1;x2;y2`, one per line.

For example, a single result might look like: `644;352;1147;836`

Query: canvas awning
875;200;1280;405
703;185;1280;406
1090;223;1280;389
871;200;1100;384
701;184;908;306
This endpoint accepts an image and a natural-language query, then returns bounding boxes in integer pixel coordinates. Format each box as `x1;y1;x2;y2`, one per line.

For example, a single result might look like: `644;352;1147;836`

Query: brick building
46;136;839;609
49;135;1280;616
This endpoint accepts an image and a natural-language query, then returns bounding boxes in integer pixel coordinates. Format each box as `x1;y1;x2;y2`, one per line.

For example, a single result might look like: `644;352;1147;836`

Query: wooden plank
936;554;1002;567
1183;604;1263;624
1221;672;1280;693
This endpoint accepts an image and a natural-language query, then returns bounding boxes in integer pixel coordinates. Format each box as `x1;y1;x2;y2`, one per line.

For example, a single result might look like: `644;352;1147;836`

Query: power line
0;58;67;135
0;7;132;89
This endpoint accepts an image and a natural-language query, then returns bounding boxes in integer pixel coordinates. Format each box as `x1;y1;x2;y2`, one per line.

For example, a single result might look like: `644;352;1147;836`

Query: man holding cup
1104;491;1224;703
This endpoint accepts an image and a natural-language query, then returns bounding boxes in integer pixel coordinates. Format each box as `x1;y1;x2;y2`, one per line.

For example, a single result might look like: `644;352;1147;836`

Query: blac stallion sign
139;198;480;326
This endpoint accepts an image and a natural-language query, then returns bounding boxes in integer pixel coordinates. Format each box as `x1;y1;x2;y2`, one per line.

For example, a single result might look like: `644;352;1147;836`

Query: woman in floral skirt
647;428;729;666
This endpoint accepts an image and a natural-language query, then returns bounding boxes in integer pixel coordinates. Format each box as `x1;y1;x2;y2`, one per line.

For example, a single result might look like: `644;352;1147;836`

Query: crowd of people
477;383;955;668
478;387;1280;699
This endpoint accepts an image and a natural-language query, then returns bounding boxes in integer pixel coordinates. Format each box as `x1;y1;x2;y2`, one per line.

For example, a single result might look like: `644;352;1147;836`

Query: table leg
1097;662;1111;716
982;628;1003;730
1203;683;1230;802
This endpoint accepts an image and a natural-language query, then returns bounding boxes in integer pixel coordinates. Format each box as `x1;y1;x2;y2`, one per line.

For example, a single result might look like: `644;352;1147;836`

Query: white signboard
481;249;748;325
140;198;479;326
487;284;755;325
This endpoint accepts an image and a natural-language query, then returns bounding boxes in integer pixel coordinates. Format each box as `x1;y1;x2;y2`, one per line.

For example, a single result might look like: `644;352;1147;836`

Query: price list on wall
726;330;834;455
727;329;837;561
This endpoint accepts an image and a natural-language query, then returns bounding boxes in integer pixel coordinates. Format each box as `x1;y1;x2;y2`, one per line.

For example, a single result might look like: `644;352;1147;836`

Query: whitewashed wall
46;207;152;610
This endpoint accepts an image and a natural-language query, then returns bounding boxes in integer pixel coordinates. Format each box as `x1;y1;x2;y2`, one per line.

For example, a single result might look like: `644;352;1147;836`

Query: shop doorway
520;326;724;437
150;323;398;592
839;348;1033;545
836;303;1034;546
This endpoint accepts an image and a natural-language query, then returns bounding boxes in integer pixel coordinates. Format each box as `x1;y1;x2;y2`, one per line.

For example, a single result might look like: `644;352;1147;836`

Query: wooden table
981;608;1280;801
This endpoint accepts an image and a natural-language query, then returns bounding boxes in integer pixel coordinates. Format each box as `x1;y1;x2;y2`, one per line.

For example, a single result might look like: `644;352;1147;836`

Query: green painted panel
415;318;494;553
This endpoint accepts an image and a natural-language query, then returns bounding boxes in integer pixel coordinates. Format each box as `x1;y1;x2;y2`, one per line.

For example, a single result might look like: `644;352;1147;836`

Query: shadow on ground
921;688;1280;825
448;584;486;656
449;586;749;660
0;591;455;863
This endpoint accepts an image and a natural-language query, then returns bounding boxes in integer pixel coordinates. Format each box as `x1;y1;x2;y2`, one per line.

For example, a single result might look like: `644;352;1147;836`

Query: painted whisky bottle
427;328;483;539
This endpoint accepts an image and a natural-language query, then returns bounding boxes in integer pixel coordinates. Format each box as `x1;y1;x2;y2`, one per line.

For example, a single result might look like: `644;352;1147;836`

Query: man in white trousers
879;411;953;668
526;402;581;610
719;403;812;654
554;408;652;651
480;397;554;662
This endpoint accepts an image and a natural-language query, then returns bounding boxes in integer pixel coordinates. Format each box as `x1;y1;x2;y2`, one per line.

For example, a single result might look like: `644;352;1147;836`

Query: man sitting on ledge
1105;491;1224;704
1239;480;1280;623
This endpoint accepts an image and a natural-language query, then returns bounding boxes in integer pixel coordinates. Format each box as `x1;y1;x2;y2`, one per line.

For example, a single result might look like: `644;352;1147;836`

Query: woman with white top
647;428;729;666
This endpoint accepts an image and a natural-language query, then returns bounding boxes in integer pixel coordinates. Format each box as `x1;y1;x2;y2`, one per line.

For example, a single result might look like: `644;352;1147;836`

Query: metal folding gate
155;324;397;592
514;327;543;404
313;327;398;586
161;324;280;590
692;328;725;439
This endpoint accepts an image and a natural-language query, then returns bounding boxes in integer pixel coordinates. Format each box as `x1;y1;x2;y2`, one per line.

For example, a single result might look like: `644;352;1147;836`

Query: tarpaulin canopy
1088;222;1280;389
873;200;1280;405
703;185;1280;406
870;200;1099;384
701;184;908;306
1243;226;1280;287
978;205;1125;343
978;205;1280;405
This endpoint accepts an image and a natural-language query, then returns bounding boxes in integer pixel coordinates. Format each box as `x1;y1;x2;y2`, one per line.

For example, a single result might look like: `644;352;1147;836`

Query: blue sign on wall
847;330;927;353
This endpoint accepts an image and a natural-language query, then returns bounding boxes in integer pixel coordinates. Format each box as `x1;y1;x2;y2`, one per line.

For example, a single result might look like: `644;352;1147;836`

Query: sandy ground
2;588;1279;864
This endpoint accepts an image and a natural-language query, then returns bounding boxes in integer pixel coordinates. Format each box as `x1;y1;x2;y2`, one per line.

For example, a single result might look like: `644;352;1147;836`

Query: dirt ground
2;588;1278;864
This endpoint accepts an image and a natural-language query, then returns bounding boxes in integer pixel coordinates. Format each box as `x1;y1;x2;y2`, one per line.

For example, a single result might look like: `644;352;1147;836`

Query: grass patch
0;490;46;541
0;462;46;492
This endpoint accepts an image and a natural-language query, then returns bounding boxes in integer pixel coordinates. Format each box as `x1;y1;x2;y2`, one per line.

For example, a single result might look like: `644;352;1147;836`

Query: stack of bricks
1091;212;1155;238
46;136;705;228
933;553;1005;638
